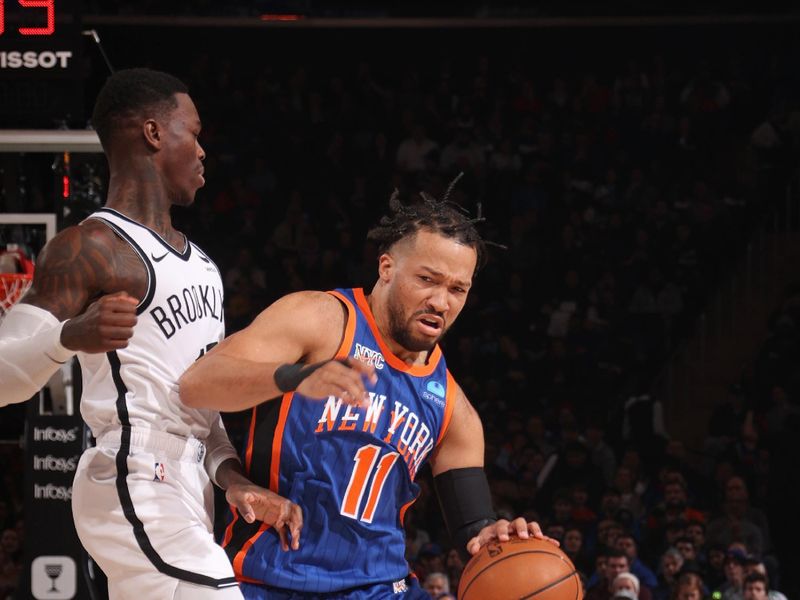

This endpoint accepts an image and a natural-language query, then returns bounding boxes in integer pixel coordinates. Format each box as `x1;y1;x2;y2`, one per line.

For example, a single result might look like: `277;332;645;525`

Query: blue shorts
239;576;431;599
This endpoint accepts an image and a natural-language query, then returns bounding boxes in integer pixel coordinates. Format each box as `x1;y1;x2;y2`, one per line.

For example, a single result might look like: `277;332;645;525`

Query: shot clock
0;0;84;127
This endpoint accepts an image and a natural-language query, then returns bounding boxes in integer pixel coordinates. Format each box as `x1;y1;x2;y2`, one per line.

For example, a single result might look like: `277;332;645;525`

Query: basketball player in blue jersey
0;68;301;599
180;191;558;599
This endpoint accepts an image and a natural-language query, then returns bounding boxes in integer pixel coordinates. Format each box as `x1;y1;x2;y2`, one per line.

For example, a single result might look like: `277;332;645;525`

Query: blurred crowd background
2;8;800;600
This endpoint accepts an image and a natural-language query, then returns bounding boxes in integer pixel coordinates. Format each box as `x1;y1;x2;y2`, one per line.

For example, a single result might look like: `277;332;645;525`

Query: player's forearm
0;305;75;407
213;458;250;490
203;414;242;487
179;352;285;411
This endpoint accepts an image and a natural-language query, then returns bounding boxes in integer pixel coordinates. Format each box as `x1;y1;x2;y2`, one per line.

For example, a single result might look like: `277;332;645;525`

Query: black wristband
273;359;349;393
434;467;497;560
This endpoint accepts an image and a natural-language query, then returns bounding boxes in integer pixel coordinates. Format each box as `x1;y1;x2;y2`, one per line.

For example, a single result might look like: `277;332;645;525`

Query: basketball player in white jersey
0;68;301;599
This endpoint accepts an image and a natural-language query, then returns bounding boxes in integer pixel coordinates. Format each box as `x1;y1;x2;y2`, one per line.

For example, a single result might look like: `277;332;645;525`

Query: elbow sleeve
0;304;75;407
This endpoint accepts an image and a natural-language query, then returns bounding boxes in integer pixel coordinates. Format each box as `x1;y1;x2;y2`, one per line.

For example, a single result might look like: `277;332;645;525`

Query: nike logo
151;252;169;262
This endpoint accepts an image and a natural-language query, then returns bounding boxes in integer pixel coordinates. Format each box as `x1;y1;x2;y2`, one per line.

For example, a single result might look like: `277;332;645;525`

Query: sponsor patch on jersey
153;462;166;482
426;380;445;397
422;380;446;406
392;579;409;593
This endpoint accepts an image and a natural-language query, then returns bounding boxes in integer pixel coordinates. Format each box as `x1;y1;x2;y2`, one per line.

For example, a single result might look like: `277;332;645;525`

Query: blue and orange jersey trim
352;288;442;376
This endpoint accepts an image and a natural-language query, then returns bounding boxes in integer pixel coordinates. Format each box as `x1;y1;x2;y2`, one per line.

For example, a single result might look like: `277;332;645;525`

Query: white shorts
72;427;243;600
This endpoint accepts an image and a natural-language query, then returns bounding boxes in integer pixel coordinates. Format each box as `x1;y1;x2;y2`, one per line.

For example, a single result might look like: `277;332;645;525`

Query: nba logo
153;462;166;482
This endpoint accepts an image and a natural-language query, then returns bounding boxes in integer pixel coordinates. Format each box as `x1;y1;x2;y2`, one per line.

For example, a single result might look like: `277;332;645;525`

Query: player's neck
105;172;181;247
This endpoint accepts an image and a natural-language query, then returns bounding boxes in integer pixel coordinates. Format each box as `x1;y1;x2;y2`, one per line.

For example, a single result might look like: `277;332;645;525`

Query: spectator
423;572;451;599
613;465;646;520
714;476;771;552
674;537;701;571
718;550;747;600
0;530;20;564
404;511;431;561
540;441;605;508
706;500;765;558
563;526;593;576
655;548;685;600
570;483;598;527
671;572;706;600
587;551;611;595
415;542;445;582
588;549;653;600
585;420;618;486
705;544;728;590
617;532;659;589
612;573;642;599
444;548;465;592
647;477;705;544
742;572;772;600
685;522;708;564
743;559;787;600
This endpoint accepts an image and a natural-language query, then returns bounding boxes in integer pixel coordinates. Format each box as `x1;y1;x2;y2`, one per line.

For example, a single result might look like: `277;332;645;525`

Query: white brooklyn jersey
77;208;225;440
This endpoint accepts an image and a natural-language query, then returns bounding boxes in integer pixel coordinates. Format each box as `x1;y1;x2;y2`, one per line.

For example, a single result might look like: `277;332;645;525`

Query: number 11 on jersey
340;444;399;523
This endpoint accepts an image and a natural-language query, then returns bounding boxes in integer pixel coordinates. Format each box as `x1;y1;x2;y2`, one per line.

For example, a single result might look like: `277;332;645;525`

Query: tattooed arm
23;219;147;318
0;220;142;406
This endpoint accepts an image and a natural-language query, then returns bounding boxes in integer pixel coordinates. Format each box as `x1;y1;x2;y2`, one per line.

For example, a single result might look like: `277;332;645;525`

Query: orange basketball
458;537;583;600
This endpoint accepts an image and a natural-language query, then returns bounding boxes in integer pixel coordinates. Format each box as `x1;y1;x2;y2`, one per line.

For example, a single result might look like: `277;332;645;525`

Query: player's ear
142;118;162;150
377;253;394;282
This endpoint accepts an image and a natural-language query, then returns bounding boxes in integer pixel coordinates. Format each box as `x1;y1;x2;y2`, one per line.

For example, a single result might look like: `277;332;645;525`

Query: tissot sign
0;0;83;126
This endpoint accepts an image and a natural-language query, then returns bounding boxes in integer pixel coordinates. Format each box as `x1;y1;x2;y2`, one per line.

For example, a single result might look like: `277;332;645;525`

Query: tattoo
22;220;147;320
110;182;186;249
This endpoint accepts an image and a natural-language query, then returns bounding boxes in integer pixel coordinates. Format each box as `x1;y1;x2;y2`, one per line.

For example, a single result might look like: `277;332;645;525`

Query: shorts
72;427;242;600
239;576;431;599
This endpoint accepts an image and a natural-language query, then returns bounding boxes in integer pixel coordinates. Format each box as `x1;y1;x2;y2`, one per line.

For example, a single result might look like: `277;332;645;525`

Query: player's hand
226;484;303;551
61;292;139;353
295;358;377;407
466;518;560;556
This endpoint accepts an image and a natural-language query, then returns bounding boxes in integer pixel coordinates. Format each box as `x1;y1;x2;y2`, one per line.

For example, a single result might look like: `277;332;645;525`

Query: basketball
458;537;583;600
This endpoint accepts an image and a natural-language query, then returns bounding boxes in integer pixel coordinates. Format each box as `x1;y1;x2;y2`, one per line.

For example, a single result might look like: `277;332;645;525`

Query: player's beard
387;294;446;353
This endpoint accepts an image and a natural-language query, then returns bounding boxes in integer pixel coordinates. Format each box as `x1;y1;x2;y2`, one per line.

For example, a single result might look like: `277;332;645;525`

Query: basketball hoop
0;273;33;322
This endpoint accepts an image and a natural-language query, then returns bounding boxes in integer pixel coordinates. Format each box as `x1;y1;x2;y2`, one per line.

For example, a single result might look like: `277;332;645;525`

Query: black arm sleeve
434;467;496;561
273;359;349;393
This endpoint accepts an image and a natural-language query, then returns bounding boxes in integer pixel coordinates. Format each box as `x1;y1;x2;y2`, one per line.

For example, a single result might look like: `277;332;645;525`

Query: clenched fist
61;291;138;353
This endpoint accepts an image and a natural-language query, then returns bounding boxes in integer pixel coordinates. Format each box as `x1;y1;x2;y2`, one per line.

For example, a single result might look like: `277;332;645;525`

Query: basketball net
0;247;35;322
0;273;33;322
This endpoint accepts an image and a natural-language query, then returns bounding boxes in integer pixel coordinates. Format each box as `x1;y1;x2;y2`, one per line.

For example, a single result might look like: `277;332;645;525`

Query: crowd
2;24;799;600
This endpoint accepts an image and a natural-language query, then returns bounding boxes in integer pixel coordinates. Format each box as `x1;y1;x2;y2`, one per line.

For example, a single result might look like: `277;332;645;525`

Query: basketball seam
460;550;576;600
518;570;579;600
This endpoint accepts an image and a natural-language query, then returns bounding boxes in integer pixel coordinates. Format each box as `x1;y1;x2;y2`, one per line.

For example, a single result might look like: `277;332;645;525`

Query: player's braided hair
367;174;488;272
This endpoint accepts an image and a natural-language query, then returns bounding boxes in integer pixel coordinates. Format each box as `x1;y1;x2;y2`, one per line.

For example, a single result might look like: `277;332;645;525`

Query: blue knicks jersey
223;288;455;592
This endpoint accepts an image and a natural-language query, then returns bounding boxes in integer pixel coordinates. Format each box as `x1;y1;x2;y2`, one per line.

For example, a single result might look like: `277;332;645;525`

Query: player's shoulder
253;290;345;329
249;290;347;358
272;290;342;313
36;219;122;266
